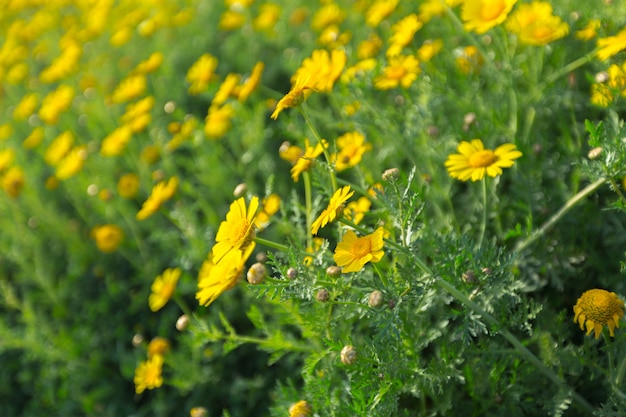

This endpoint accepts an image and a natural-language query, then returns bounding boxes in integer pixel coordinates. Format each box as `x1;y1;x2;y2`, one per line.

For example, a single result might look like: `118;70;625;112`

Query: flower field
2;0;626;416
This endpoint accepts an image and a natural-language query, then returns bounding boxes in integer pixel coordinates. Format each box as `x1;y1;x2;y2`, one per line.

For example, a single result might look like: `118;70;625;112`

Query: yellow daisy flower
147;337;170;358
333;227;385;273
575;19;600;41
343;196;372;225
186;53;218;95
236;61;264;102
101;125;133;157
374;55;421;90
136;176;179;221
596;27;626;61
134;355;163;394
505;1;569;46
387;14;423;57
290;138;328;182
254;193;281;230
204;104;235;140
444;139;522;182
110;74;147;104
461;0;517;34
196;249;246;306
91;224;124;253
149;268;181;312
573;289;624;339
117;173;140;199
366;0;400;27
332;131;372;172
2;166;25;198
212;196;259;263
289;400;313;417
311;185;355;235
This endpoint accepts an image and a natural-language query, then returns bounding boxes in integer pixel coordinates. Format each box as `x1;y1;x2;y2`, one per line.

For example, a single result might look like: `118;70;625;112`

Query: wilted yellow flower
461;0;517;34
597;27;626;61
312;185;354;235
204;104;235;139
505;1;569;46
187;53;218;95
2;166;25;198
374;55;420;90
334;227;385;273
149;268;181;312
91;224;124;253
444;139;522;182
118;173;140;198
134;355;163;394
212;196;259;263
574;289;624;339
136;176;179;221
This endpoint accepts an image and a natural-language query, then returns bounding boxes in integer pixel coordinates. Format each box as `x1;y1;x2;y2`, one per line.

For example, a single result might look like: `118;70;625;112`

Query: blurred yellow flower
91;224;124;253
236;61;264;102
213;73;241;106
461;0;517;34
39;84;74;125
136;176;179;221
149;268;181;312
357;35;383;60
196;249;245;306
334;227;385;273
575;19;600;41
455;45;484;74
505;1;569;46
291;138;328;182
343;196;372;225
134;355;163;394
253;4;281;32
444;139;522;182
254;193;281;230
387;14;423;57
289;400;313;417
212;196;259;263
23;127;45;149
121;96;155;126
597;27;626;61
417;39;444;62
134;52;163;74
332;131;372;172
204;104;235;139
374;54;420;90
366;0;400;27
311;3;345;30
312;185;354;235
45;131;74;166
186;53;218;95
147;337;170;358
140;144;161;165
118;173;140;198
110;74;147;104
13;92;39;120
419;0;463;23
101;125;133;157
219;10;246;31
56;146;87;180
574;289;624;339
2;166;25;198
0;150;15;172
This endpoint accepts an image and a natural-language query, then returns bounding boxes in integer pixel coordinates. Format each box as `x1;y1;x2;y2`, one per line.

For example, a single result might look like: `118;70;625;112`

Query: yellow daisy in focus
444;139;522;182
596;27;626;61
196;249;246;306
91;224;124;253
333;227;385;273
149;268;181;312
311;185;354;235
134;355;163;394
461;0;517;34
212;196;259;263
573;289;624;339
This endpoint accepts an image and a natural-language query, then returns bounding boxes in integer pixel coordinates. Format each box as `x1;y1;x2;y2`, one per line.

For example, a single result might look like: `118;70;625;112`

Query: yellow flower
573;289;624;339
136;176;179;221
374;55;420;90
304;237;325;266
279;141;304;165
343;196;372;225
236;61;264;102
204;104;235;140
110;74;147;104
118;173;140;198
121;96;155;126
219;10;245;31
2;166;25;198
461;0;517;34
290;138;328;182
590;82;613;107
505;1;569;46
444;139;522;182
341;58;377;83
101;125;133;157
366;0;400;27
134;355;163;394
0;149;15;172
332;131;372;172
212;196;259;263
357;35;383;60
147;337;170;358
289;400;313;417
312;185;355;235
13;92;39;120
387;14;423;57
575;19;600;41
271;49;346;119
333;227;385;273
186;53;218;95
56;146;87;180
133;52;163;74
23;127;45;149
39;84;74;125
91;224;124;253
253;4;281;32
597;27;626;61
417;39;444;62
196;249;246;306
214;74;241;106
149;268;181;312
455;45;484;74
419;0;463;23
254;193;281;230
45;131;74;166
311;3;345;31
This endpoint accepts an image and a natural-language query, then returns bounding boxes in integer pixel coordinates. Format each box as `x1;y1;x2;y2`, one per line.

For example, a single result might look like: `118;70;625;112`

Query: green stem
515;177;606;253
299;105;338;192
603;331;615;381
477;178;488;251
616;354;626;387
254;236;291;253
303;171;313;252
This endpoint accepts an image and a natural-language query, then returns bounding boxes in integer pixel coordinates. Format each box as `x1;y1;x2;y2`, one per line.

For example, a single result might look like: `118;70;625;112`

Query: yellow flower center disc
468;149;497;168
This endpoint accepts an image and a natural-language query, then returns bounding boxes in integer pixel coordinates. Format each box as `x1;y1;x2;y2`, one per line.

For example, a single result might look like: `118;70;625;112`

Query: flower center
351;237;371;258
582;289;620;323
468;150;497;168
387;66;407;80
481;1;505;21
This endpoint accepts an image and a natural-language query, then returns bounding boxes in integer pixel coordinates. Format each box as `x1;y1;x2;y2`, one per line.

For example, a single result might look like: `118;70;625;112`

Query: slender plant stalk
477;178;488;250
303;171;314;253
515;177;606;253
299;105;338;192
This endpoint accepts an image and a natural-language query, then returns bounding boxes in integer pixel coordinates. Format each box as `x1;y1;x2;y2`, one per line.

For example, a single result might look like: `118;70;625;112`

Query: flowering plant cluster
2;1;626;416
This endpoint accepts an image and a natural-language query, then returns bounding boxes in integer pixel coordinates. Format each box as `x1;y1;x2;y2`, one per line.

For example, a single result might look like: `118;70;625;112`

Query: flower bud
190;407;208;417
588;147;603;160
316;288;330;302
368;290;383;308
326;265;341;278
176;314;189;331
340;345;357;365
132;333;144;347
247;262;266;284
382;168;399;182
286;267;297;280
233;182;247;197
